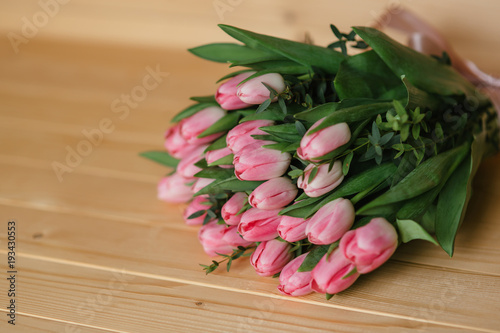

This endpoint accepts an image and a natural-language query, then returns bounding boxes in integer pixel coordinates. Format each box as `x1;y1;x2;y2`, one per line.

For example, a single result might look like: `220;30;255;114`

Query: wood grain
1;1;499;332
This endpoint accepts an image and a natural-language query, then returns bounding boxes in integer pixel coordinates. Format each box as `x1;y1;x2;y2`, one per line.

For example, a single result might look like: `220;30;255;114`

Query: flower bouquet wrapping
142;13;499;298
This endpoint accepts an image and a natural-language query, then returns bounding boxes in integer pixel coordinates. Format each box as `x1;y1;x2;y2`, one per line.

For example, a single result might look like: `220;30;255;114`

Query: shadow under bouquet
142;18;499;298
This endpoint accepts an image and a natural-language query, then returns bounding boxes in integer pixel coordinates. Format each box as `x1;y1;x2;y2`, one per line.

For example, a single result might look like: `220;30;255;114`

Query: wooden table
1;1;499;332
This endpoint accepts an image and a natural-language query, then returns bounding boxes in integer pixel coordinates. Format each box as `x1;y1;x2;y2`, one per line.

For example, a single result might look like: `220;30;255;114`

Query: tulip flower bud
298;161;344;197
250;239;293;277
237;73;286;104
176;145;207;180
157;173;193;203
340;217;398;274
164;123;198;159
297;118;351;161
205;147;233;168
306;198;355;245
180;106;226;145
233;141;291;181
183;195;212;225
221;192;248;226
278;253;313;296
215;72;255;110
238;208;282;242
198;221;253;257
277;215;309;242
226;119;275;153
249;177;298;210
191;177;215;194
310;249;360;295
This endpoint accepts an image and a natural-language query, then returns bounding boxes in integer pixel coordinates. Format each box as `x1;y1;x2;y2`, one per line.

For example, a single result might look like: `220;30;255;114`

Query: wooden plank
0;313;114;333
0;256;466;333
0;203;499;331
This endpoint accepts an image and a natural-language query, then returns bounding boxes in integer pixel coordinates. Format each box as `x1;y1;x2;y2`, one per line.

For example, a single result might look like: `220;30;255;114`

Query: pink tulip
297;118;351;161
164;123;198;159
226;119;274;153
249;177;298;210
298;161;344;197
250;239;293;277
192;177;215;194
306;198;355;245
221;192;248;226
238;208;282;242
277;215;309;242
215;72;255;110
176;145;207;180
278;253;313;296
310;248;360;295
198;221;253;257
183;195;212;225
180;106;226;145
205;147;233;168
157;173;193;203
237;73;286;104
233;141;291;181
340;217;398;274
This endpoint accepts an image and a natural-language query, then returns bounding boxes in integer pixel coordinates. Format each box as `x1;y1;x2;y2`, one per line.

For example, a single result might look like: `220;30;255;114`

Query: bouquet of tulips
142;21;499;298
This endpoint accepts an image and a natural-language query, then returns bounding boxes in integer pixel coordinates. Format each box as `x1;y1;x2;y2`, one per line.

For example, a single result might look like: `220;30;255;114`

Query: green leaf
260;123;302;142
358;142;470;215
402;77;442;111
342;151;354;176
218;25;346;73
297;245;329;272
309;102;394;134
255;99;272;113
194;167;234;179
396;219;438;245
207;154;234;167
190;95;217;103
172;102;217;123
334;50;406;100
188;43;280;63
195;176;264;196
205;135;228;152
188;210;207;219
435;152;472;257
352;27;478;98
139;151;179;168
199;112;241;138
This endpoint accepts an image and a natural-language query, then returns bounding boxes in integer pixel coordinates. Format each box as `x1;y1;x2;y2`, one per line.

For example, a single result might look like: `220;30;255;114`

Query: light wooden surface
1;1;500;332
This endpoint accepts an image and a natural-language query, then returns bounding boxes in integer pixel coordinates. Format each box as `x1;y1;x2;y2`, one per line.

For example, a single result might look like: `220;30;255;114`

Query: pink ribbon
372;5;500;112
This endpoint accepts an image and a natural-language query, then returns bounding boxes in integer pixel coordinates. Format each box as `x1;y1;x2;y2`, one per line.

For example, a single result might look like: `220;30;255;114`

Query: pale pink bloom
192;177;215;194
216;72;255;110
176;145;207;180
249;177;298;210
157;173;193;203
340;217;398;274
310;248;360;295
183;195;211;225
198;221;253;257
237;73;286;104
226;119;274;153
179;106;226;145
221;192;248;226
233;141;291;181
205;147;233;168
306;198;355;245
277;215;309;242
250;239;293;277
297;118;351;161
298;161;344;197
238;208;282;242
278;253;313;296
